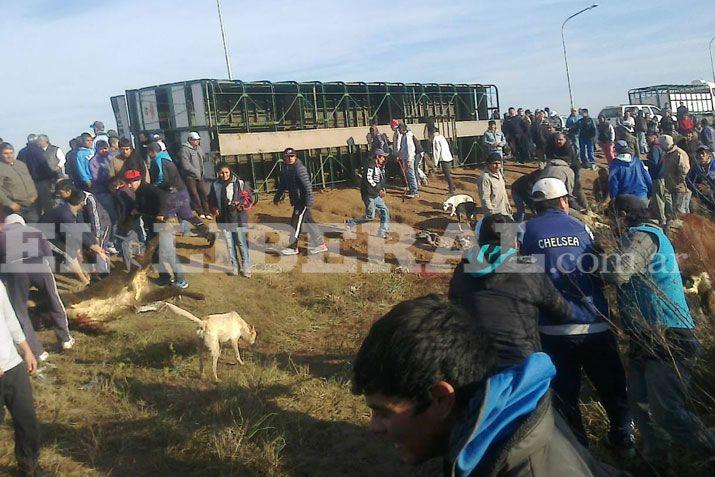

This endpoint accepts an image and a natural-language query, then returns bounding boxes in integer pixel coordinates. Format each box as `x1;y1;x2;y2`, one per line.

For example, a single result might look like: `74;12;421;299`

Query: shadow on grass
252;351;353;382
109;338;199;369
39;380;419;476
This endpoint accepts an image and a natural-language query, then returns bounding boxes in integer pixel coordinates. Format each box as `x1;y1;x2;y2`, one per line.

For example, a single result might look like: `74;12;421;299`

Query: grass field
1;165;713;476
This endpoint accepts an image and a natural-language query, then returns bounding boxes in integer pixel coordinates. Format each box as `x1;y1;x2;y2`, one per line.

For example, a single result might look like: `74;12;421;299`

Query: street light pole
561;4;598;109
709;35;715;86
216;0;233;80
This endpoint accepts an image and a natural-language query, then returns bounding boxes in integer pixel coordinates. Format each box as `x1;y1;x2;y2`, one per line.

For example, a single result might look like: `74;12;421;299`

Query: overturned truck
111;79;499;192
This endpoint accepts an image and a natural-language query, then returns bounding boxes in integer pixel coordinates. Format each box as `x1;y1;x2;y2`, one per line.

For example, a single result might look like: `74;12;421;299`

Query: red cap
124;169;142;181
390;119;400;129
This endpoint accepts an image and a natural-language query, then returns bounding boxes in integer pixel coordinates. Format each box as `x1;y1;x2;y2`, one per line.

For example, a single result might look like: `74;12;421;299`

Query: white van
598;104;663;126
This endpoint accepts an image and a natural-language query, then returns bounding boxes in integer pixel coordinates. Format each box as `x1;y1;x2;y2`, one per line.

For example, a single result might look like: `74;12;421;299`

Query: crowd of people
0;121;260;475
351;106;715;475
1;105;714;475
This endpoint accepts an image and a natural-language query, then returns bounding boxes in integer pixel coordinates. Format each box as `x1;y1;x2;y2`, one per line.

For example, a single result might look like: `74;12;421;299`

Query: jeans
414;152;423;184
541;331;632;446
220;226;250;272
579;138;595;166
628;339;715;463
0;363;41;475
441;161;455;192
352;196;390;233
147;219;185;283
599;141;615;165
672;190;692;216
650;179;672;225
637;131;648;154
402;156;418;194
570;135;580;158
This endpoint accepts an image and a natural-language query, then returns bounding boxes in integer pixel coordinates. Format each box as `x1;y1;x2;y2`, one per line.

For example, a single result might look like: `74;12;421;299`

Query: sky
0;0;714;150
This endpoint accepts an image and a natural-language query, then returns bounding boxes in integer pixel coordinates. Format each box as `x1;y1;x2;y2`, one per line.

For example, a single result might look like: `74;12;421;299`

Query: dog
162;302;257;382
442;194;478;232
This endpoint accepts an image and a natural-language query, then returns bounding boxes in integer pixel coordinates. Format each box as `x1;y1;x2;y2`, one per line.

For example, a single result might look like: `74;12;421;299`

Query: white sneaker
280;247;300;256
308;243;328;255
62;337;76;350
38;351;50;362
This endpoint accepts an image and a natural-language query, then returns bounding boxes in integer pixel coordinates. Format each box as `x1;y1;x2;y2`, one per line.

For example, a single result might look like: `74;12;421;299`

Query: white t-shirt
0;281;25;372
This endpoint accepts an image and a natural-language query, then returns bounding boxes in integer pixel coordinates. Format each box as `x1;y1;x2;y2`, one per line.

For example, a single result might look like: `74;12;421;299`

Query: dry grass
0;165;712;476
0;267;444;476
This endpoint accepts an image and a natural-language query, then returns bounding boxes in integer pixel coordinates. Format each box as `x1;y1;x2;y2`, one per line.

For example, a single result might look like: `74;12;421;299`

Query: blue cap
373;149;387;157
614;140;629;153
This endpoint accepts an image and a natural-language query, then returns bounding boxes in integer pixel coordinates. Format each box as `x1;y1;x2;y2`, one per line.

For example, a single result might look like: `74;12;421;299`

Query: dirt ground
0;158;712;476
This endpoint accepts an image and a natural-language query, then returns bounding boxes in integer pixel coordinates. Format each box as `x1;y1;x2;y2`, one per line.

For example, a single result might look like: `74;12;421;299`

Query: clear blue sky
0;0;713;150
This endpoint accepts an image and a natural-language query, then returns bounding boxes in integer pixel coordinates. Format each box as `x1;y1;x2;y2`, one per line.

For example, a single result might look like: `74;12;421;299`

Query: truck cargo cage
115;79;499;192
628;83;715;116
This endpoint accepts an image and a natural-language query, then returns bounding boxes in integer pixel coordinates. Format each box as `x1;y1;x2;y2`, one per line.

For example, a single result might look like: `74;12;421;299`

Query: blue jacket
17;143;58;183
608;154;652;199
617;224;693;331
74;147;94;187
565;115;580;138
645;143;664;181
521;209;609;333
40;202;97;249
447;353;554;476
686;159;715;193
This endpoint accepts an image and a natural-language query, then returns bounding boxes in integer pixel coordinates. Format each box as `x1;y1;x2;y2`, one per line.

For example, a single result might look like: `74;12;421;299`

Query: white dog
442;194;478;232
162;302;257;382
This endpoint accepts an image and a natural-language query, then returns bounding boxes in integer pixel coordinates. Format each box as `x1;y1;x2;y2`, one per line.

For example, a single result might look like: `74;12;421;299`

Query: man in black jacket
531;111;549;164
449;214;572;369
546;133;590;212
578;109;598;169
511;169;543;222
345;149;390;238
125;170;188;288
273;148;327;255
147;143;214;247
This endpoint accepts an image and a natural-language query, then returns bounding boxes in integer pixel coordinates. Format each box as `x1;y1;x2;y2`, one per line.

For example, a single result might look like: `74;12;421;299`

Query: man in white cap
179;132;210;218
520;177;634;456
0;214;74;359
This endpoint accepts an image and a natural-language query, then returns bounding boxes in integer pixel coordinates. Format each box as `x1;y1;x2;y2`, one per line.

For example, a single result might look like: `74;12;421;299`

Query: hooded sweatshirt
74;146;95;188
608;153;652;199
449;246;572;369
445;353;617;477
149;151;186;192
89;149;114;194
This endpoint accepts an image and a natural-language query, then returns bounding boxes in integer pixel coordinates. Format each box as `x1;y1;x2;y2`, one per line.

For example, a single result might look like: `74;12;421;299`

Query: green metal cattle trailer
111;79;499;191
